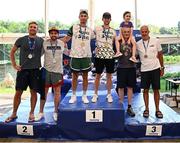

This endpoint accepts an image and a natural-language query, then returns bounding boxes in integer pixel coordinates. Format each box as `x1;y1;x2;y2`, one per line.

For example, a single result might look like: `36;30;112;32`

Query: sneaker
91;94;98;103
82;95;89;104
107;94;113;103
53;112;58;121
129;57;138;63
113;52;123;58
127;107;135;117
69;95;77;104
35;112;44;121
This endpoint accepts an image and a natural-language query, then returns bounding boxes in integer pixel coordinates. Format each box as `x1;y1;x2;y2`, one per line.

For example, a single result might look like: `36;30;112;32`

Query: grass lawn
0;87;29;96
0;87;15;94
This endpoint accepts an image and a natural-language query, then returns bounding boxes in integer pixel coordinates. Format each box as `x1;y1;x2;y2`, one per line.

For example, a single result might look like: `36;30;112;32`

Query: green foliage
0;20;72;33
159;27;179;35
0;20;180;35
160;72;180;92
164;55;180;64
161;72;180;79
148;24;160;34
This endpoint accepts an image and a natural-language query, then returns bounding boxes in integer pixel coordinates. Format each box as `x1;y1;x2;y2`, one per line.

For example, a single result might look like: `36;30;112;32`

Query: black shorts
141;68;160;90
15;69;41;91
94;58;115;74
117;68;136;88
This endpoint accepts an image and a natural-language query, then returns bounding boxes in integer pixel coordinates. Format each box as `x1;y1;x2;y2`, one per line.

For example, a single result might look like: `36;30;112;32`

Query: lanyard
102;26;110;41
50;40;58;58
79;25;86;41
142;39;150;54
28;37;36;50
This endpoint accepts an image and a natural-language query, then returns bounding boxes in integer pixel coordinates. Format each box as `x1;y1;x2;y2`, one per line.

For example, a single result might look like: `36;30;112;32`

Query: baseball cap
48;26;59;33
79;9;88;15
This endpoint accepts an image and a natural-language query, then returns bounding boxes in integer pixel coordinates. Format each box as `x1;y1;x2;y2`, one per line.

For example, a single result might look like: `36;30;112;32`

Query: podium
1;79;180;140
58;88;125;139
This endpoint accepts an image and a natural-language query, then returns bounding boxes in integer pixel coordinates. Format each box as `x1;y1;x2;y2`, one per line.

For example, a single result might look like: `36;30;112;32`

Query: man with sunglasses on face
92;12;116;103
63;10;95;104
5;21;44;123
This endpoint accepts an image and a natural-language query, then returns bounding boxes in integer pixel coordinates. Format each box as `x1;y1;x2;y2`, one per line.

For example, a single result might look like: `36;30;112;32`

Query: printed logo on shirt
47;46;61;50
150;44;155;47
101;31;113;40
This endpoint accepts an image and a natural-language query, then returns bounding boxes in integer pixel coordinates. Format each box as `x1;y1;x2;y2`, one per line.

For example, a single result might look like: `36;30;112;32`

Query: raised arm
61;26;73;43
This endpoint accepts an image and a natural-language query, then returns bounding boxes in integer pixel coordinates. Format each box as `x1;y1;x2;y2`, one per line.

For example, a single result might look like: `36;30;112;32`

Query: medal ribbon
103;26;110;42
79;25;86;41
28;37;36;50
142;39;150;55
50;40;58;59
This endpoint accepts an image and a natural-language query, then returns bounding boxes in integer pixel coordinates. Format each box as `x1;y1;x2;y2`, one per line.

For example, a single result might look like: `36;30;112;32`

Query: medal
144;55;148;58
28;54;33;59
53;59;56;63
28;37;36;60
104;42;108;48
81;42;85;47
143;39;150;59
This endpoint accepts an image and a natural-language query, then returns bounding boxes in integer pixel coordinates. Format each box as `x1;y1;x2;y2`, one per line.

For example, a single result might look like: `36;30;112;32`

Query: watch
160;66;165;70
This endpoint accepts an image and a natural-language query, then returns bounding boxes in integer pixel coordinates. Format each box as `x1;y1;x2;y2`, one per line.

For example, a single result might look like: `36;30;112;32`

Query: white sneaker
35;112;44;121
107;94;113;103
113;53;123;58
53;112;58;121
129;57;138;63
82;95;89;104
69;95;77;104
91;94;98;103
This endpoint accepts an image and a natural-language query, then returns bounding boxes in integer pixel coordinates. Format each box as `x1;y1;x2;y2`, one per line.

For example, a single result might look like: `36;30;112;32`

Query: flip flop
143;110;149;118
5;116;18;123
155;111;163;119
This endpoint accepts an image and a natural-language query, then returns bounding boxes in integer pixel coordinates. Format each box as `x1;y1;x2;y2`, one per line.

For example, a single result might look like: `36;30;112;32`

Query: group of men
5;10;164;123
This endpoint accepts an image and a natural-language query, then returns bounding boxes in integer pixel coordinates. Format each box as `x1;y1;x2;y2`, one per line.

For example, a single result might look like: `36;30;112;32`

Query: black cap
102;12;111;19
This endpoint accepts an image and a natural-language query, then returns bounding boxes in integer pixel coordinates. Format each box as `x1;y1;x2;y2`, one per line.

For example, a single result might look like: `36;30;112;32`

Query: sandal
143;110;149;118
28;114;35;122
155;111;163;119
5;116;18;123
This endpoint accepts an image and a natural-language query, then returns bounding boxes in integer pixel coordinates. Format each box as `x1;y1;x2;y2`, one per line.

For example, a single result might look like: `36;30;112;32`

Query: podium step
58;89;125;139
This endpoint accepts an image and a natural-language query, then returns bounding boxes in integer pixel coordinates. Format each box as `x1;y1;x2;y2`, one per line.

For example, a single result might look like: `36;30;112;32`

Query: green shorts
45;70;63;87
70;57;92;72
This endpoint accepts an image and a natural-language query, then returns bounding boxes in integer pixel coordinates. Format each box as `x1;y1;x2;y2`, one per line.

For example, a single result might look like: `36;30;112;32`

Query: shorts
141;68;160;90
45;70;63;88
116;68;136;88
94;58;115;74
15;69;40;91
70;57;92;72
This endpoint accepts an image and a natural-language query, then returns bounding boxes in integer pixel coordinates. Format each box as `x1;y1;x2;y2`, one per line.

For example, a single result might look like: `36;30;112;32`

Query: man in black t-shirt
5;21;44;123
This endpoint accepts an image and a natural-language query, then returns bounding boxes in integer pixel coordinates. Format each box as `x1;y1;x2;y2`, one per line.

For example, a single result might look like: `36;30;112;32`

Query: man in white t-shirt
91;12;116;103
63;10;95;104
137;25;164;118
35;27;67;122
